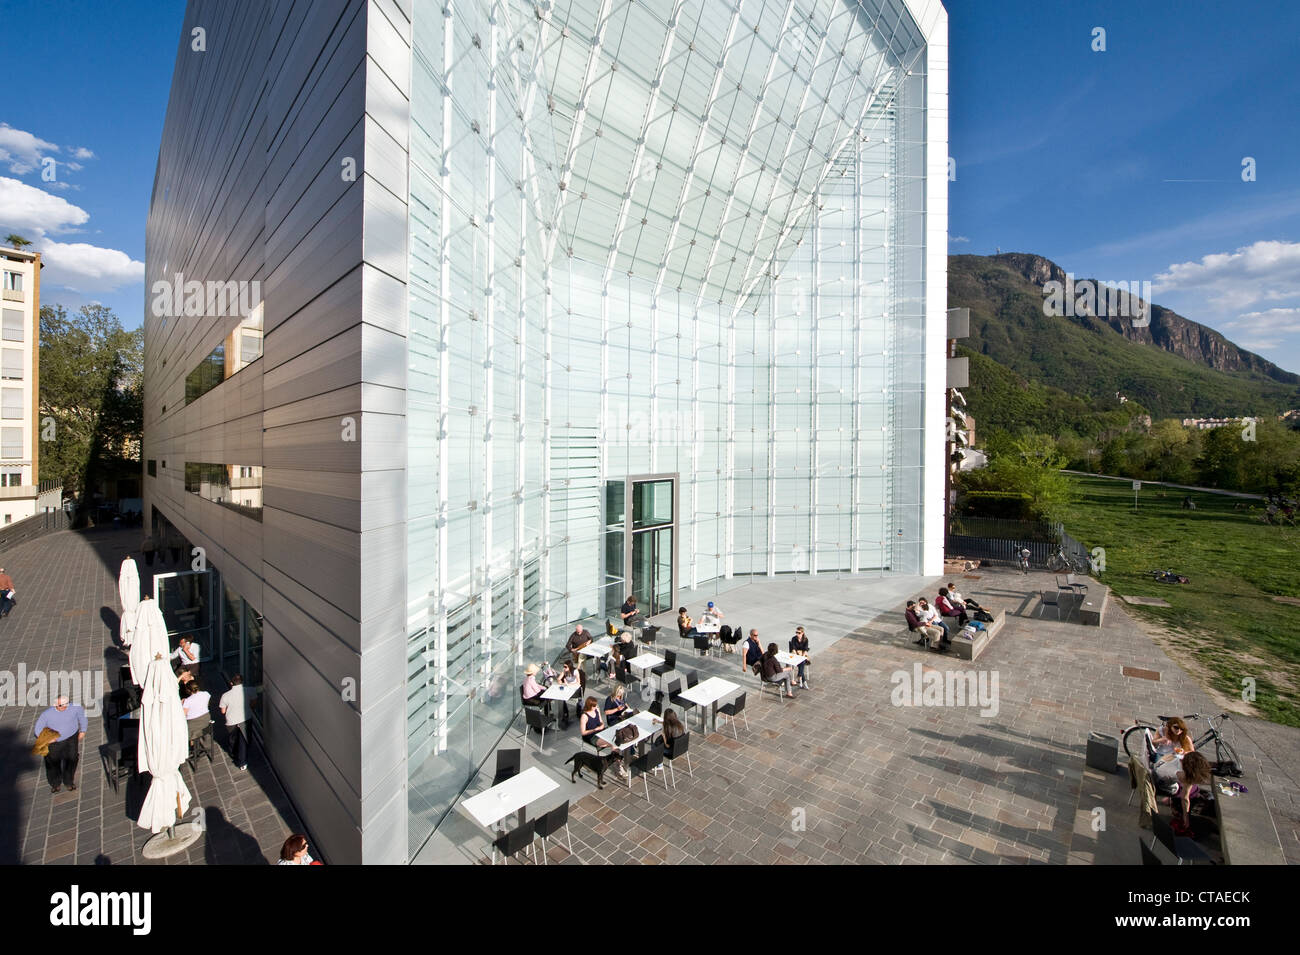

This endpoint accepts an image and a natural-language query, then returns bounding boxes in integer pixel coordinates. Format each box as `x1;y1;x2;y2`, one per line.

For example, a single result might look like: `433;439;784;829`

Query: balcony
0;484;37;500
2;289;23;302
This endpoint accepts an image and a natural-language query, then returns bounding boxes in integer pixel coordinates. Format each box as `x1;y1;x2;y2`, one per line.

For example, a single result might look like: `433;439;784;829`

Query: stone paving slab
1119;595;1171;608
0;526;304;865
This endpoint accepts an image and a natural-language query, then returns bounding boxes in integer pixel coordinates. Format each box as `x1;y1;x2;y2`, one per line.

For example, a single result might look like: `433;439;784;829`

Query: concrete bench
952;610;1005;661
900;608;1005;661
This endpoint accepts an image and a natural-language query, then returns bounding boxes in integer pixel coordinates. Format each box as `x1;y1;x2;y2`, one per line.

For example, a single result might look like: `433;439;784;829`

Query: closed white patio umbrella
128;598;170;687
137;656;192;835
118;557;140;647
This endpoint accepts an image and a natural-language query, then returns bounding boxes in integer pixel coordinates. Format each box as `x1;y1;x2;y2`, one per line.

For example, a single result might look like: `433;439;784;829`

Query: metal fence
945;517;1093;569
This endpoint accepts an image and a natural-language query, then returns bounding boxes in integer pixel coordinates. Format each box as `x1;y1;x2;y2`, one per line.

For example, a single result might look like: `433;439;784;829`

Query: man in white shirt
915;598;951;643
171;637;201;676
220;674;249;770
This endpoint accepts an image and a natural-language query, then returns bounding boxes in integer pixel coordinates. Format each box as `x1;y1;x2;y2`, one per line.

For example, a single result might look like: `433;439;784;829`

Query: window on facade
1;349;22;379
2;472;21;487
1;310;22;342
2;272;21;291
1;388;21;419
184;304;264;406
0;427;21;459
147;459;157;477
184;462;263;521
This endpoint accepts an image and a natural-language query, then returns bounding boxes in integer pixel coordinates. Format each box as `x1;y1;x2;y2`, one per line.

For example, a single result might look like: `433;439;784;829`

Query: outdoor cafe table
776;652;808;679
627;652;664;688
461;766;559;830
696;616;722;635
593;712;663;788
676;676;741;733
541;680;583;726
577;638;613;677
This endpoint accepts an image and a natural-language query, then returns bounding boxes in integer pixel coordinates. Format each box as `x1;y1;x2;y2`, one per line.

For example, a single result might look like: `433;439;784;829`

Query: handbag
614;723;638;745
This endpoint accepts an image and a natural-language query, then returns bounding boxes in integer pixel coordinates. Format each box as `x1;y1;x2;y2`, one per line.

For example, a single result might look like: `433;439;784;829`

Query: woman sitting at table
1149;717;1194;793
760;643;796;699
579;696;627;778
788;626;811;689
521;664;547;704
935;587;969;627
604;684;631;725
660;708;687;757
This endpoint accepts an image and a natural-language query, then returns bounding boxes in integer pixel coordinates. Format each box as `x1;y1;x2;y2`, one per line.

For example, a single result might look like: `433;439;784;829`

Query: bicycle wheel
1213;737;1244;774
1046;555;1062;572
1122;724;1151;760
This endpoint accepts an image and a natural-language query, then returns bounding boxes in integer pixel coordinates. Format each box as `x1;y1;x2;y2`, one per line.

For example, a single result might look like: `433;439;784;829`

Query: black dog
565;750;608;789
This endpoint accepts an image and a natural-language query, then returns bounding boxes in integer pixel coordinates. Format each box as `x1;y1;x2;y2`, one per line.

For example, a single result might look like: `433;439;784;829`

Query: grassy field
1057;475;1300;727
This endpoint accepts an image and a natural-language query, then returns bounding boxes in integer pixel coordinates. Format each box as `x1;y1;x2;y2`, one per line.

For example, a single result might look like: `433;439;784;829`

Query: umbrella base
142;822;202;859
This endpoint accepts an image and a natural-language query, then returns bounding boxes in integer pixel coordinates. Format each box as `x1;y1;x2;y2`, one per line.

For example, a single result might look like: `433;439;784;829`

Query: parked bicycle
1017;545;1031;574
1046;545;1088;574
1120;712;1243;774
1150;569;1190;584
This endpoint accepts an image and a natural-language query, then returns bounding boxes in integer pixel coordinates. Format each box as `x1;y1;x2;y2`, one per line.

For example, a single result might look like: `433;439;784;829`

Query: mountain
948;253;1300;432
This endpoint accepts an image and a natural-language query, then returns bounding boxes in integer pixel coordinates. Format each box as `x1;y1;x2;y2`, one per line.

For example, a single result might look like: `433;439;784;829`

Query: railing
945;516;1093;569
0;508;68;548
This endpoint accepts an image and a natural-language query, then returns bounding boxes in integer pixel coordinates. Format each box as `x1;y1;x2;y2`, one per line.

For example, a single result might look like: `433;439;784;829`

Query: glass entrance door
153;569;214;653
626;476;677;616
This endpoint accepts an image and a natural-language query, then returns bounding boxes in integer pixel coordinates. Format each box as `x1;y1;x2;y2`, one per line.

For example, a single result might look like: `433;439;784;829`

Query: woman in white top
278;834;315;865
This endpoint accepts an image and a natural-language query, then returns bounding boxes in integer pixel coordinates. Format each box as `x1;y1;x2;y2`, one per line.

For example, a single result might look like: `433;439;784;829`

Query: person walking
0;566;15;617
33;696;87;793
220;675;250;771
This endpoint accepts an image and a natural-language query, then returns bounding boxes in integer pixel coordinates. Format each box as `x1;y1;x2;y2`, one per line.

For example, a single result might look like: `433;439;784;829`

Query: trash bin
1086;731;1118;774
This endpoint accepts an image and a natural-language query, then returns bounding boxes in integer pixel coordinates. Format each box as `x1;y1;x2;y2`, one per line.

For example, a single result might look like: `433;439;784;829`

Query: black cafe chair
651;650;676;683
533;801;573;862
717;693;748;738
524;706;556;752
664;732;693;788
668;678;697;720
629;742;668;802
492;824;537;865
492;748;521;786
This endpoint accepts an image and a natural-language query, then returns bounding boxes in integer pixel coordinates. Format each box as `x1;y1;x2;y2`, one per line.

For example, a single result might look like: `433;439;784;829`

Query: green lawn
1057;476;1300;727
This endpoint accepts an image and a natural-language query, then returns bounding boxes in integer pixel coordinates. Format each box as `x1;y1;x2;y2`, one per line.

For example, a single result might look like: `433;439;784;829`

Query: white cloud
949;235;970;244
38;239;144;293
1153;240;1300;310
0;123;58;175
0;176;88;234
71;147;95;161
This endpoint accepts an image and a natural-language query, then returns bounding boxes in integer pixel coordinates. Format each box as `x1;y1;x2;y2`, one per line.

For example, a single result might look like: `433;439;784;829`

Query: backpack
974;609;995;623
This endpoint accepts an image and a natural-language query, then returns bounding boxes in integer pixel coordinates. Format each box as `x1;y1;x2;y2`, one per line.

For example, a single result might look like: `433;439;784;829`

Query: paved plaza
0;526;303;865
424;571;1300;865
2;524;1295;866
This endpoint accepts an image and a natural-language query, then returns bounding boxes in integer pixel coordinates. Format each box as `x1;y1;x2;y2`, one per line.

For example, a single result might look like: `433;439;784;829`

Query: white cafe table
541;680;583;724
626;652;664;687
695;617;722;635
676;676;741;733
461;766;559;830
775;652;807;669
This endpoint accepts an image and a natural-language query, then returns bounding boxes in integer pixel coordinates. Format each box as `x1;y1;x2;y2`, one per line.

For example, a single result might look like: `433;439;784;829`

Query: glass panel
632;479;673;528
154;571;212;653
244;601;263;727
653;526;673;615
221;585;242;679
631;530;654;612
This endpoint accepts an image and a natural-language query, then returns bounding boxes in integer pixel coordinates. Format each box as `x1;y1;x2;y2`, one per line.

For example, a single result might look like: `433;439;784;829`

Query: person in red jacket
0;567;15;618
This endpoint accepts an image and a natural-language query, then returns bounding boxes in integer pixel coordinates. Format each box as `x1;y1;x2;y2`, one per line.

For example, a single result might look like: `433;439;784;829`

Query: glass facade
405;0;931;854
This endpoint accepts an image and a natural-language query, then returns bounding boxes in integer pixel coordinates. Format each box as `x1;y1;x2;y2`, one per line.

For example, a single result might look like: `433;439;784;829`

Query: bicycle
1017;545;1031;574
1046;545;1087;574
1120;712;1243;774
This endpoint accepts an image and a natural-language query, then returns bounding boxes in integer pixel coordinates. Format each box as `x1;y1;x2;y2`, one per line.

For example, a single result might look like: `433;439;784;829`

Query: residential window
1;310;22;342
0;427;20;459
1;349;22;379
3;515;10;525
2;272;20;291
147;459;157;477
2;472;20;487
1;388;22;419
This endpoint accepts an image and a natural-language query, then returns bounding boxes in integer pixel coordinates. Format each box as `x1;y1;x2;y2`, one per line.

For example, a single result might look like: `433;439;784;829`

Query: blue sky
947;0;1300;373
2;0;1299;374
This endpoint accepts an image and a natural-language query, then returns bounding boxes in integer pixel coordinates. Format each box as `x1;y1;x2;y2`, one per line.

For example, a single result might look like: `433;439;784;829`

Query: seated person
603;684;631;725
566;623;593;666
915;599;950;643
946;582;984;613
180;678;212;741
1171;751;1213;824
599;640;623;678
788;626;811;689
620;595;644;628
697;601;724;630
742;629;764;673
1148;717;1194;794
171;636;202;675
677;607;696;641
660;708;687;758
760;643;796;698
521;663;547;706
904;600;946;651
579;696;627;778
935;587;969;627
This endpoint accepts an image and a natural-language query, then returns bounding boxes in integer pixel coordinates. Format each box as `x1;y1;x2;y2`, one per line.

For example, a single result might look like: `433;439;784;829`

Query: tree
4;234;32;249
38;304;143;502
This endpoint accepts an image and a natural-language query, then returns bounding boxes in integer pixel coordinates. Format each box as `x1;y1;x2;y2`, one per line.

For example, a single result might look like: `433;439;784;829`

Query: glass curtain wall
406;0;929;857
